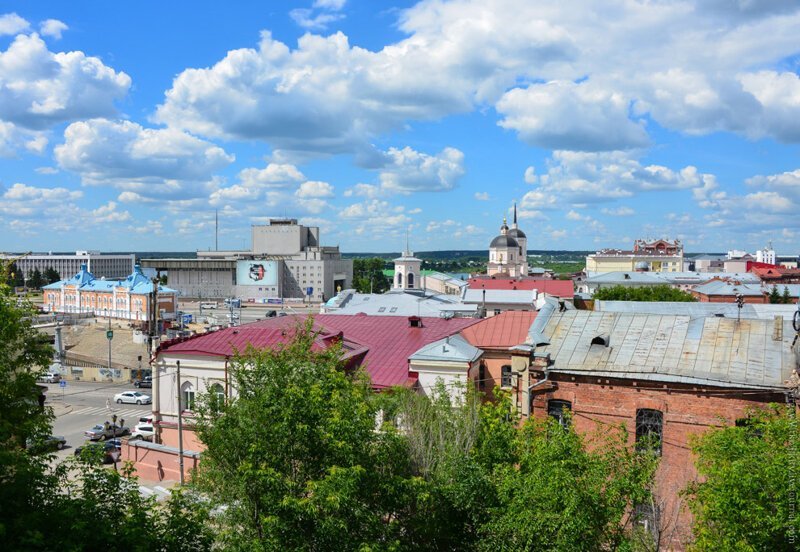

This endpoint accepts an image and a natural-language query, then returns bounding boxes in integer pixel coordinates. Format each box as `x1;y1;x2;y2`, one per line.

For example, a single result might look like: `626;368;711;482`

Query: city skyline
1;1;799;253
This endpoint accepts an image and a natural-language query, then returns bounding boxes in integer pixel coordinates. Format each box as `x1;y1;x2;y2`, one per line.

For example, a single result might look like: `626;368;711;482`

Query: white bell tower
393;232;422;290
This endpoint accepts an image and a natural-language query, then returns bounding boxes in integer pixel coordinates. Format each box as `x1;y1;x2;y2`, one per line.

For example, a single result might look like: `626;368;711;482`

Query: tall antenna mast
215;209;218;251
405;227;410;254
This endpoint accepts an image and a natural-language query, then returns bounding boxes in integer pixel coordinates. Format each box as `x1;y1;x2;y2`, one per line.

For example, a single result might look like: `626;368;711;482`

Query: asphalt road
46;380;154;462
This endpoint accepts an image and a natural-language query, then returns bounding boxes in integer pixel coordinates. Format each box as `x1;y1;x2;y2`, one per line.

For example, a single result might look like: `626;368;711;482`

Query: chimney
408;316;422;328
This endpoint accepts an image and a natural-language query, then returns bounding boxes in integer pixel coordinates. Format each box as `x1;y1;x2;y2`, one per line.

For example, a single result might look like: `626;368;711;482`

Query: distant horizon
4;248;768;258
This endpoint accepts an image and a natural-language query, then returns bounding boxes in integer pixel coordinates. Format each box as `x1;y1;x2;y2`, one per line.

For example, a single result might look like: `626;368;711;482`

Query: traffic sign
306;287;314;296
106;330;114;340
59;380;66;388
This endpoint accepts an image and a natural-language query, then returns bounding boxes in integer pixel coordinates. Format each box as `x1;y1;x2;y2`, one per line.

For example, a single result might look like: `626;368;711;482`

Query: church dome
490;234;519;248
507;227;527;239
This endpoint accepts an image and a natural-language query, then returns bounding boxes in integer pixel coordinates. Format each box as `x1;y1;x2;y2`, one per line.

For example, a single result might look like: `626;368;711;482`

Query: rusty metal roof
539;310;796;389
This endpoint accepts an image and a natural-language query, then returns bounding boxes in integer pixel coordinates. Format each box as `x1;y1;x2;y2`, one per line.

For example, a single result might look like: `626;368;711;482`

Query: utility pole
107;308;112;374
176;359;185;485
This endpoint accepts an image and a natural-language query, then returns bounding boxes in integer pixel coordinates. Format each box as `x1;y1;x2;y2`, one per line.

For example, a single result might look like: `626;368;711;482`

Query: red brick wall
529;374;783;550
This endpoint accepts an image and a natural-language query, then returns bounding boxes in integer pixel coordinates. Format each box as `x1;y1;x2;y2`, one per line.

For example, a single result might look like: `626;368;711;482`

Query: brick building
494;306;798;549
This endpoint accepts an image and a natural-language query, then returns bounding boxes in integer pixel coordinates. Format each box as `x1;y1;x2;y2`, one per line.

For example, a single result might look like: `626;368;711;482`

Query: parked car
129;425;154;442
37;372;61;383
27;435;67;452
133;376;152;389
264;310;277;318
114;391;152;405
84;423;130;441
137;415;153;426
74;440;121;464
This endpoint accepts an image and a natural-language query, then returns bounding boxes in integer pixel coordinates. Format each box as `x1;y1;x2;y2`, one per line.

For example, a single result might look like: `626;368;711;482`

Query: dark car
74;439;121;464
27;435;67;453
134;376;152;389
264;310;277;318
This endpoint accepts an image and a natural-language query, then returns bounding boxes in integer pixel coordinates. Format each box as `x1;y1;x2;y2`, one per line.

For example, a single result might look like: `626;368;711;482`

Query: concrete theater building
141;219;352;302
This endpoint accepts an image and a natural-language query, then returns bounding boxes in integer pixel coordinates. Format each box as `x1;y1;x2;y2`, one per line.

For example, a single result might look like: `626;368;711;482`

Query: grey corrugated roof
462;288;537;305
409;334;482;363
692;281;764;296
596;301;799;320
322;289;478;317
539;310;795;390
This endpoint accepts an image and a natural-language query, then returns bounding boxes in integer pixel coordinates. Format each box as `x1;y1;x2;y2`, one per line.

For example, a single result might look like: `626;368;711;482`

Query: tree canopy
0;263;213;550
352;257;390;294
685;405;800;551
593;285;697;302
194;327;659;551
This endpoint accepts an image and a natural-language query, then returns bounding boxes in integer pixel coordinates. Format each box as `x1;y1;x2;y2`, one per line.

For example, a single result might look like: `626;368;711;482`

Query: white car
113;391;152;405
129;424;155;442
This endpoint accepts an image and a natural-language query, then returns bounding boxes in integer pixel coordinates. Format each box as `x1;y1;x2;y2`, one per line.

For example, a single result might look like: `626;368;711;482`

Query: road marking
65;406;152;418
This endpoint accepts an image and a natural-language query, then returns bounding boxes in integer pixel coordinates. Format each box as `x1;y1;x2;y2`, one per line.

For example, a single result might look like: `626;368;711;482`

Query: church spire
512;202;518;228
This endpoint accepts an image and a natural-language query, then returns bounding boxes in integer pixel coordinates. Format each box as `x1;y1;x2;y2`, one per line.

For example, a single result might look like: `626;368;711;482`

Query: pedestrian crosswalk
69;406;153;419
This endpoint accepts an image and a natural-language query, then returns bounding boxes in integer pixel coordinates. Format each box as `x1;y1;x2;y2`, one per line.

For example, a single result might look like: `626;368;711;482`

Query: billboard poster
236;260;278;286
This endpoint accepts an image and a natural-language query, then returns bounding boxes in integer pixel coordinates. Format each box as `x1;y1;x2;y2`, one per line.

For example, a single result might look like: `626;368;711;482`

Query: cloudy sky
1;0;799;253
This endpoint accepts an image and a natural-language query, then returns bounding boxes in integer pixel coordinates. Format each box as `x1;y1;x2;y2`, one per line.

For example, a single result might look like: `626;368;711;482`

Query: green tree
27;268;44;289
43;267;60;284
5;261;24;288
478;414;659;551
0;262;213;550
684;405;800;551
193;319;412;550
593;285;697;302
769;285;781;304
781;286;793;305
0;263;55;544
352;257;390;293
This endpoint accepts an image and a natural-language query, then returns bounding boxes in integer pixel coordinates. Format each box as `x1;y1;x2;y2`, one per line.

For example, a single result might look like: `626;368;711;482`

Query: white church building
487;204;528;277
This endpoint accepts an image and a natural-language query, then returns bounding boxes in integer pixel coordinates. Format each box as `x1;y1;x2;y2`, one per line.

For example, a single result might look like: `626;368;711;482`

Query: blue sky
1;0;799;254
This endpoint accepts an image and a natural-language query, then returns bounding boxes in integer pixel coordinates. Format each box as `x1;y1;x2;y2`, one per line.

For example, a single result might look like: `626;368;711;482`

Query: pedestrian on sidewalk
106;397;111;412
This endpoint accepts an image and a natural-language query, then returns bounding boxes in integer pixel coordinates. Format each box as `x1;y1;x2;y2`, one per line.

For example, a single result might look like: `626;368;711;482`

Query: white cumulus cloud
55;119;233;200
40;19;68;39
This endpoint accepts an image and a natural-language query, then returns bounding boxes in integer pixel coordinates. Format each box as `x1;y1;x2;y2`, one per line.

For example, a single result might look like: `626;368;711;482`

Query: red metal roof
158;314;481;389
461;310;536;349
467;277;574;298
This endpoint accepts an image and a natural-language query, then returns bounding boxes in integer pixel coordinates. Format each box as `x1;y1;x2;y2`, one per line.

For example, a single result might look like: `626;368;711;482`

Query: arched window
210;383;225;408
635;409;663;455
397;272;403;286
181;381;195;412
548;399;572;429
407;273;415;288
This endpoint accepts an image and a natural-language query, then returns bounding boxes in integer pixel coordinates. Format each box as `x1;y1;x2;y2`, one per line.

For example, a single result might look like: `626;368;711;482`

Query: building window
181;382;195;412
632;501;660;541
501;365;512;388
407;273;415;288
547;399;572;429
478;362;486;390
397;273;403;286
635;409;663;455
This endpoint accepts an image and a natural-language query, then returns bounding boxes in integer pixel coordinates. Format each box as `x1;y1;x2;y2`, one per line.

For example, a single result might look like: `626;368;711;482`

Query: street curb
51;403;73;416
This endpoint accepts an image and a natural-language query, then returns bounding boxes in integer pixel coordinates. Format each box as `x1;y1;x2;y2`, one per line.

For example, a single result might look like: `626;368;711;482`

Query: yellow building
585;239;684;274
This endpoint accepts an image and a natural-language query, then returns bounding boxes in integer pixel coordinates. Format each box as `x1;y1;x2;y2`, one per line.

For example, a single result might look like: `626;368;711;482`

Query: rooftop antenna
215;209;219;251
405;227;410;255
